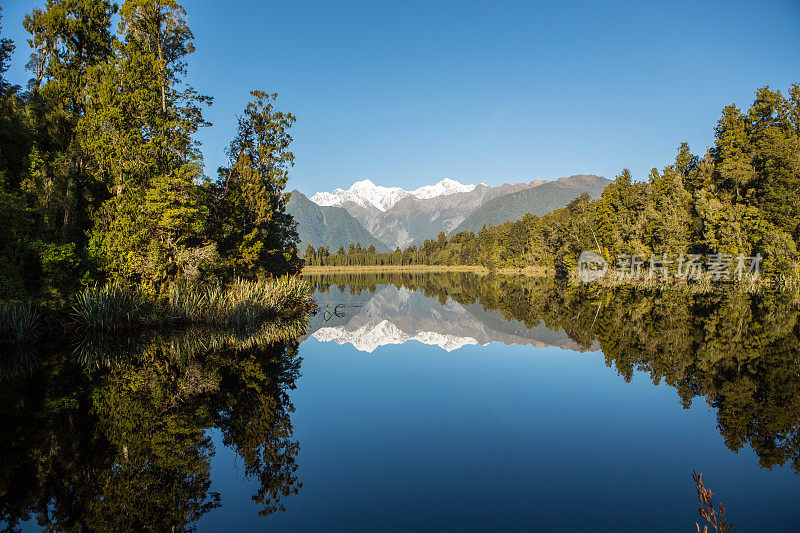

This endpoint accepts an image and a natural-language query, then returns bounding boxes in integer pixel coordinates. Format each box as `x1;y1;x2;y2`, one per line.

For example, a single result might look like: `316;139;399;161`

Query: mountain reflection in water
1;272;799;531
306;282;592;352
306;272;800;474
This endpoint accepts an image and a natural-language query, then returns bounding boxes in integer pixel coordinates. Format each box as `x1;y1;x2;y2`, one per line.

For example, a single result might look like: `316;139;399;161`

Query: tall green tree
83;0;214;286
23;0;116;242
213;91;300;278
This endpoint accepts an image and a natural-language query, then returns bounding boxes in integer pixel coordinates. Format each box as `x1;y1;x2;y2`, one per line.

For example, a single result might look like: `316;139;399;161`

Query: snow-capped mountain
310;178;476;212
302;175;609;250
409;178;479;200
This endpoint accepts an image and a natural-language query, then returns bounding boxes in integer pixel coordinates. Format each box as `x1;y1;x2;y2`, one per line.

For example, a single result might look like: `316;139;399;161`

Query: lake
2;272;799;531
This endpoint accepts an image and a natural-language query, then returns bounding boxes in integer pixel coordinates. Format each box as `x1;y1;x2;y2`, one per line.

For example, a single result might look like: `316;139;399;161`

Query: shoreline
300;266;800;293
0;277;317;346
301;265;553;276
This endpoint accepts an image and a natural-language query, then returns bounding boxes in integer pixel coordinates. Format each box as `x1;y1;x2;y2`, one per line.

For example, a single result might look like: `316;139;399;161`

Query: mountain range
288;175;609;251
453;175;610;234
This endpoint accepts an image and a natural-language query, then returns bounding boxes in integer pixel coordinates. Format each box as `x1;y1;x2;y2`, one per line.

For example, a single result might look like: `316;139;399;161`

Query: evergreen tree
83;0;213;286
213;91;300;277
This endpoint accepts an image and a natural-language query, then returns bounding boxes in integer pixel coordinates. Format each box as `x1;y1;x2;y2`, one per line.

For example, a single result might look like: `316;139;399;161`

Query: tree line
0;0;300;303
307;86;800;280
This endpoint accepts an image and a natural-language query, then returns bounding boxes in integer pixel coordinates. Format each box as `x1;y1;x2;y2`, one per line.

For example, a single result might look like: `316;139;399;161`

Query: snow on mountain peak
411;178;476;199
309;178;476;212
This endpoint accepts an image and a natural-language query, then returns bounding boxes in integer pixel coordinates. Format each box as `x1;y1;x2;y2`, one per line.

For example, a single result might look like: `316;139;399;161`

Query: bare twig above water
321;303;360;322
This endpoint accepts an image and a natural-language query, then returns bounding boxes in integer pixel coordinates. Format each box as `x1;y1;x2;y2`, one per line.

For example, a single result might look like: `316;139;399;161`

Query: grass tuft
71;276;316;331
72;283;151;331
0;302;41;343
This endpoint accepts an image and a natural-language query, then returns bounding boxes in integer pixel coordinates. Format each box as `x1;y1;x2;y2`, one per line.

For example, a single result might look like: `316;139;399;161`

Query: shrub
0;301;40;343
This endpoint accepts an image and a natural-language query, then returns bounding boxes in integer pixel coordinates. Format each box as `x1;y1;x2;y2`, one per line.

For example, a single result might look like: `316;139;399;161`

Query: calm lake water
3;272;800;531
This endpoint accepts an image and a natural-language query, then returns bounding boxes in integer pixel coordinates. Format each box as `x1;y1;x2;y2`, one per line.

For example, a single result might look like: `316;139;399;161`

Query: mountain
452;175;610;234
309;178;486;247
373;181;547;248
310;178;477;212
309;178;545;249
299;174;609;251
286;190;389;252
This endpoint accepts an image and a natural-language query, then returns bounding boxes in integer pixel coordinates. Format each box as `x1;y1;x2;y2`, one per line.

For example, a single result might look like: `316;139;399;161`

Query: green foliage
211;91;300;278
37;241;82;295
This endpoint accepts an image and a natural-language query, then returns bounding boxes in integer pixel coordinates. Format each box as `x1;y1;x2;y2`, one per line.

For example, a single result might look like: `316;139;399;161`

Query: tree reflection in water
0;319;306;532
2;273;799;530
309;272;800;474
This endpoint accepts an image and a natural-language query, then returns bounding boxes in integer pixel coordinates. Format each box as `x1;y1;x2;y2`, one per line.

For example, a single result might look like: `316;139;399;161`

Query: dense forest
0;1;300;304
306;87;800;281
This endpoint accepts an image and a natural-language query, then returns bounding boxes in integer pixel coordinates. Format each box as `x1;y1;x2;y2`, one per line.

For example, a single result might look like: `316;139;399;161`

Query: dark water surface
3;273;799;531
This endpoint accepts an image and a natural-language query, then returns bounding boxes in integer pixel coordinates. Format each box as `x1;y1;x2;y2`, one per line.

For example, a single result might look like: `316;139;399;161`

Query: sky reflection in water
200;273;800;532
4;273;799;531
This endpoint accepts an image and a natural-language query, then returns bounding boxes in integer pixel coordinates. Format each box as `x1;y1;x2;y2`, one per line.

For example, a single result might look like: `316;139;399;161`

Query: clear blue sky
3;0;800;195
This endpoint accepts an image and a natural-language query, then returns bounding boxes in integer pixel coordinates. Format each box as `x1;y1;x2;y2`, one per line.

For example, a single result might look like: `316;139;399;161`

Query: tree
0;7;14;94
213;91;300;278
303;244;316;266
745;86;799;241
713;106;754;201
83;0;213;286
23;0;116;242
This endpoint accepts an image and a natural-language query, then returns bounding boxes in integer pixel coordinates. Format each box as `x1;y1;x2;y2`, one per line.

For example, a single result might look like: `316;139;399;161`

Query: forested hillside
453;175;609;234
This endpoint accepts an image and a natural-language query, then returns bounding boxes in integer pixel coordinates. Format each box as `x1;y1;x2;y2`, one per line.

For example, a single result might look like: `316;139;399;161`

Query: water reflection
1;272;799;530
307;272;800;474
306;277;591;352
0;321;305;531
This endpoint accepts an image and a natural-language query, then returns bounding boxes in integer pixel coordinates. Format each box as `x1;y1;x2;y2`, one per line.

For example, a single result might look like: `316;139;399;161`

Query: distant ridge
452;175;610;234
308;178;544;249
287;190;389;252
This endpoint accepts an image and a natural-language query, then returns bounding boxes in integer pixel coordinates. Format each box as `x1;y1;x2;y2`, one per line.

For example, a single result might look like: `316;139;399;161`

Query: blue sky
3;0;799;195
